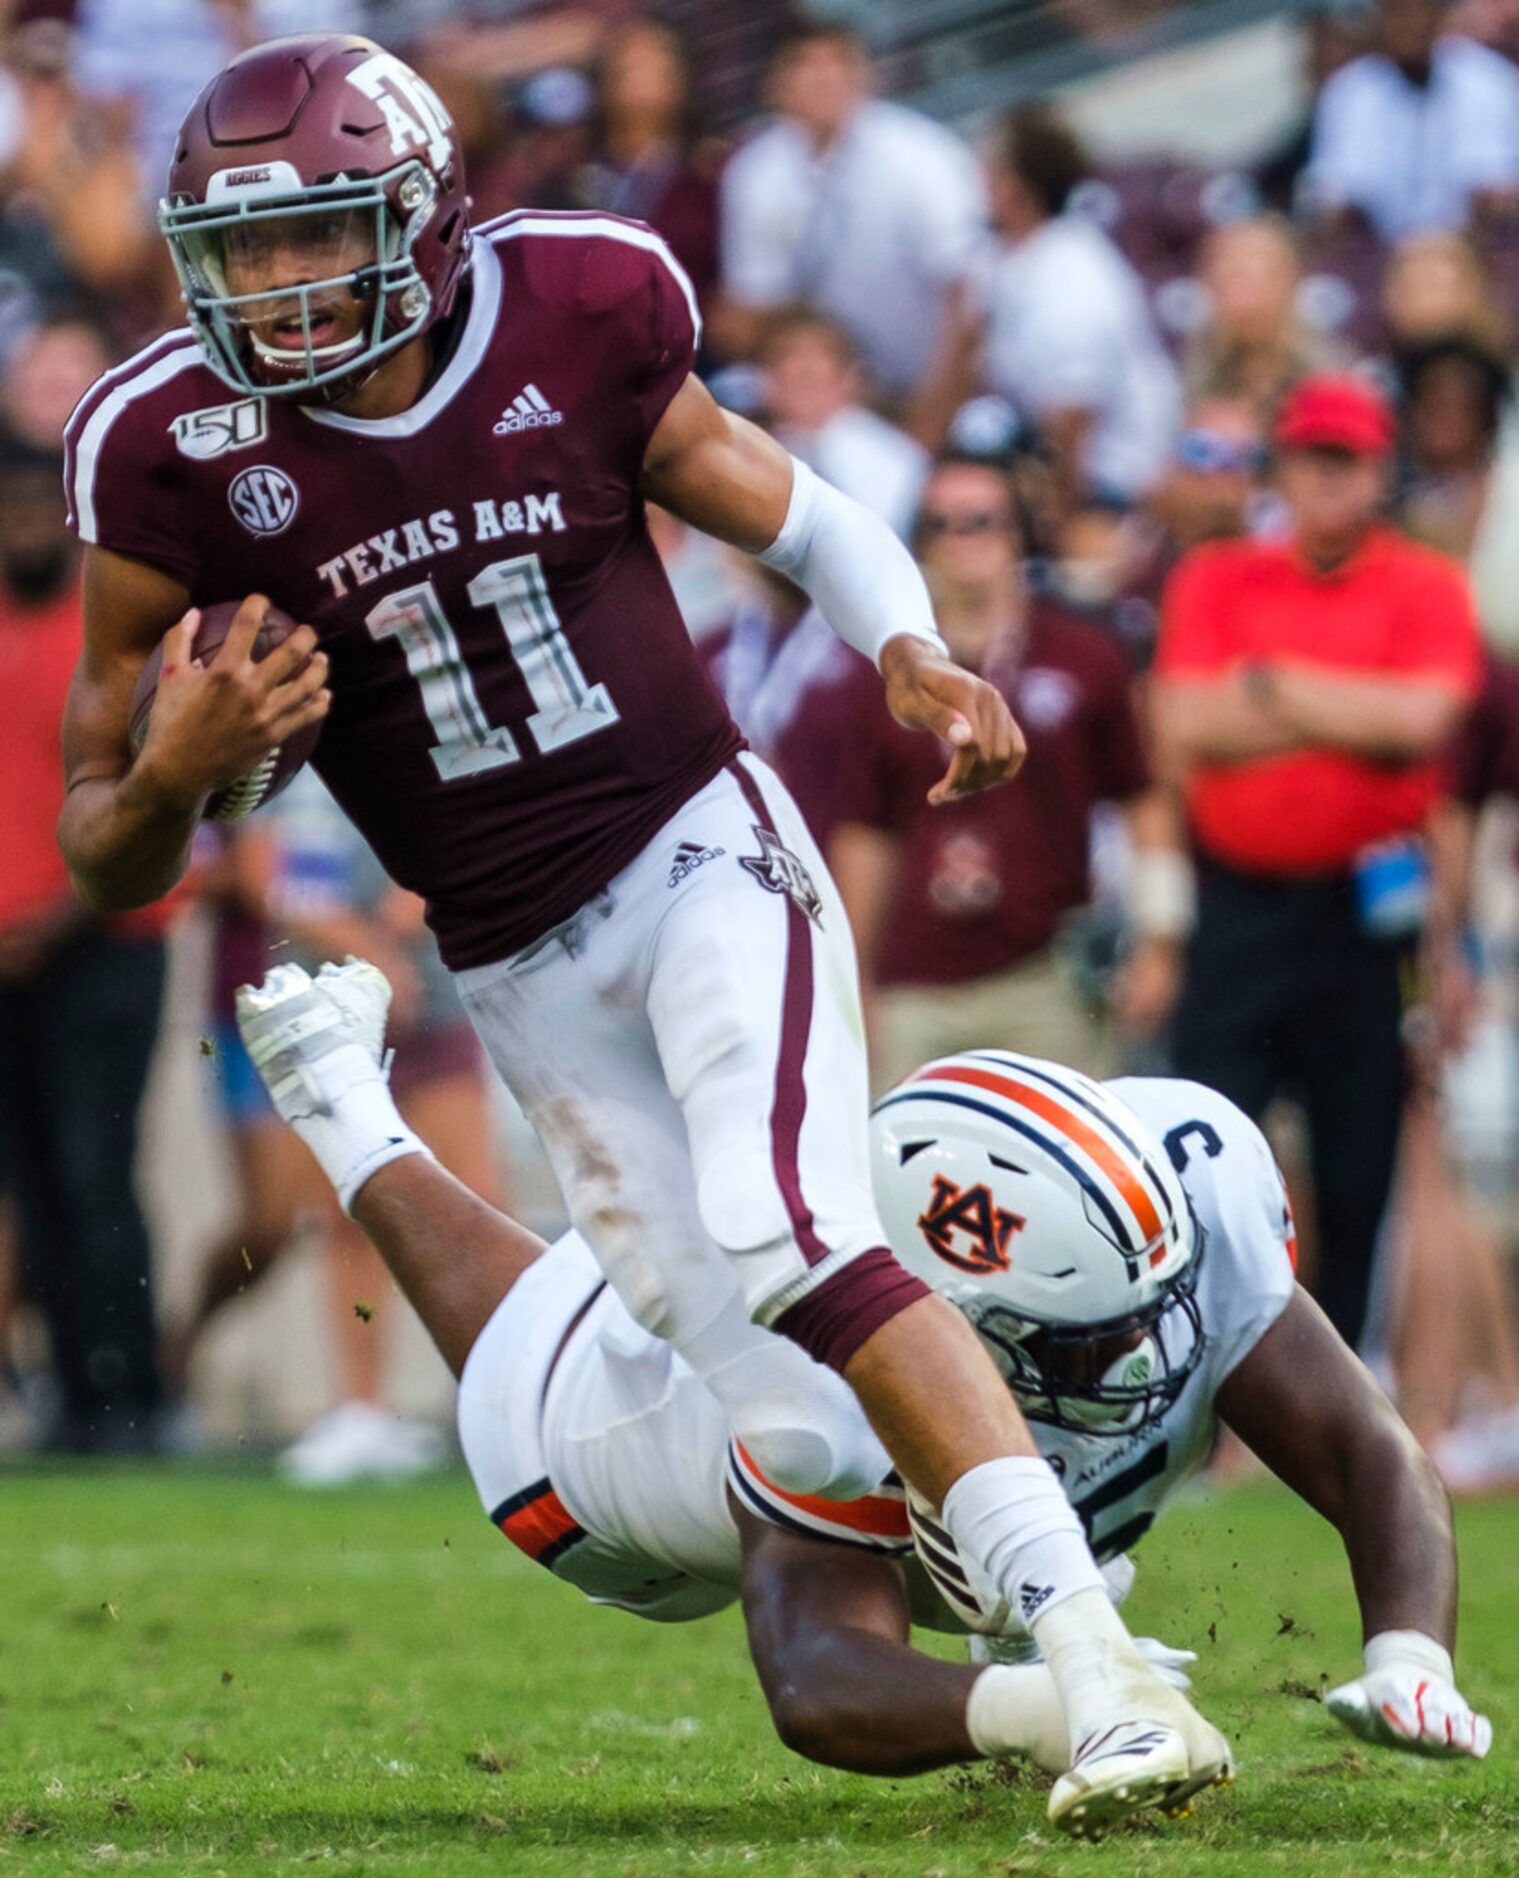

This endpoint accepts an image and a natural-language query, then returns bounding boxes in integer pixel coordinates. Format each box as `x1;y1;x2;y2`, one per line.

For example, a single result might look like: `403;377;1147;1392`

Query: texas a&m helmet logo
228;465;300;537
917;1176;1025;1275
345;50;454;171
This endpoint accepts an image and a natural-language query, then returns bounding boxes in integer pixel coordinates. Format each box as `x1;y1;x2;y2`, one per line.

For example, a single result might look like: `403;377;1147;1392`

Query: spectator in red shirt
1153;373;1482;1347
788;454;1191;1090
0;437;171;1451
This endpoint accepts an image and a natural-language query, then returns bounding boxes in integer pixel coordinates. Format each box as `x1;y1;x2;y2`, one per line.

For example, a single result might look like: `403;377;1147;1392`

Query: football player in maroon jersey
56;34;1228;1830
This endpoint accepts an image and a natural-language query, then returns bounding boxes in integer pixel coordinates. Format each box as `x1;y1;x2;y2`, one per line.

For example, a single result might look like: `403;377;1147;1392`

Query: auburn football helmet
160;33;471;400
872;1051;1204;1437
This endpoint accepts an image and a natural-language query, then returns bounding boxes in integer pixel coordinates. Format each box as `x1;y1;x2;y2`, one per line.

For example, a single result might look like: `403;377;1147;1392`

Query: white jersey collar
300;236;502;440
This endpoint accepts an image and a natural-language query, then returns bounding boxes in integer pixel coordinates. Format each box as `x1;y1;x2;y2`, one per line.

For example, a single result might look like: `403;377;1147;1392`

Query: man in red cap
1151;372;1480;1349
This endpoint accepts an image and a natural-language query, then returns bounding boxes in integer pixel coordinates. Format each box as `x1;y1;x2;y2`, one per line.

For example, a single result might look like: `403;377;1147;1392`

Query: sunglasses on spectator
918;508;1016;538
1175;430;1267;474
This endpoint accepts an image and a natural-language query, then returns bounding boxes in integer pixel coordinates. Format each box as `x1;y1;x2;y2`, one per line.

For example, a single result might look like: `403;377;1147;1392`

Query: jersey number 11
365;553;619;780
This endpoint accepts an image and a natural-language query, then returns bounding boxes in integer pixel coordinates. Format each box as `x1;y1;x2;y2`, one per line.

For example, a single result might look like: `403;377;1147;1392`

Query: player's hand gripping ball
129;599;326;821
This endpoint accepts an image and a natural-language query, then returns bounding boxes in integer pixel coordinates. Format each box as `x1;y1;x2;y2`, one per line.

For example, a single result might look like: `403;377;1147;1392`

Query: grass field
1;1464;1515;1877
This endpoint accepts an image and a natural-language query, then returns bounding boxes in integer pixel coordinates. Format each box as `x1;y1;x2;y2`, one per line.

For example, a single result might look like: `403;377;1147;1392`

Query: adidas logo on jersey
494;384;564;434
668;841;725;887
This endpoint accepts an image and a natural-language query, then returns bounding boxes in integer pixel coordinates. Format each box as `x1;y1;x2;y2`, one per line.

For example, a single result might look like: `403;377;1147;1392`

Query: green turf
0;1464;1514;1876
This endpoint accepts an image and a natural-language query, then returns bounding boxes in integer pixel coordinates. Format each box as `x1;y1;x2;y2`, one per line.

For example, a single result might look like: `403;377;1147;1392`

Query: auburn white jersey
1037;1076;1298;1564
456;1233;908;1625
457;1078;1295;1627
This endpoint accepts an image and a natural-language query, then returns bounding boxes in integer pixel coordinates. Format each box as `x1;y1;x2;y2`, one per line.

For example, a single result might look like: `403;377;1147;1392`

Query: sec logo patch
229;465;300;537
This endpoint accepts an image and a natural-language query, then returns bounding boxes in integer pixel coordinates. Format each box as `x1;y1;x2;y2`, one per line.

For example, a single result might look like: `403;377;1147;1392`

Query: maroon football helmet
160;34;472;401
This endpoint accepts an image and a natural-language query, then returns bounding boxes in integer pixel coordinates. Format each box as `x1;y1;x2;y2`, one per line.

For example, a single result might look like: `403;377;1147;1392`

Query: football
128;600;322;822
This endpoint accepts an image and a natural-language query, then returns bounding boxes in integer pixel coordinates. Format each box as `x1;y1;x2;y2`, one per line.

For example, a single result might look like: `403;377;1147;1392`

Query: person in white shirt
919;106;1179;510
75;0;365;199
762;310;929;536
719;20;985;403
1306;0;1519;239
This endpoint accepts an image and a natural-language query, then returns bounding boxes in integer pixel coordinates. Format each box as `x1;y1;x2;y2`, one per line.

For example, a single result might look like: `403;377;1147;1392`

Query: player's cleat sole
1049;1721;1223;1841
1158;1757;1235;1819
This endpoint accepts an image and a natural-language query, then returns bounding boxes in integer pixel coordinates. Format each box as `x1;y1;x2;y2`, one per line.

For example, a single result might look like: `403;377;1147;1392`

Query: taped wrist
272;1053;434;1213
757;456;946;669
965;1663;1069;1771
1364;1630;1454;1685
1127;848;1196;939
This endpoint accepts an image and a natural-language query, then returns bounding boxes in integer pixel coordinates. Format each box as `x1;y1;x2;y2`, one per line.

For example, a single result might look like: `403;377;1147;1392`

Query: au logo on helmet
917;1176;1024;1276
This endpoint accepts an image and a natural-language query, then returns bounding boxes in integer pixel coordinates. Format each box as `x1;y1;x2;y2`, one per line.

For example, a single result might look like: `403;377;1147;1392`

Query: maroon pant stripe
727;760;830;1267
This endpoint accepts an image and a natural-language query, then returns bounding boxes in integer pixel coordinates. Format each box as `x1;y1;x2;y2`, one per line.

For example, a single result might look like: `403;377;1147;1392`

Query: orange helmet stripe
915;1062;1164;1245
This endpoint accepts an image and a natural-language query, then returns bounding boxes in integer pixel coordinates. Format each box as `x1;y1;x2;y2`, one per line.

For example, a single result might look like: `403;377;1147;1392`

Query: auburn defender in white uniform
237;962;1490;1801
463;1072;1291;1622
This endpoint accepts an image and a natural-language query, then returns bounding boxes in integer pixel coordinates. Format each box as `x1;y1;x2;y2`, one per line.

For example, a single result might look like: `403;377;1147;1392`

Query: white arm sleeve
757;456;946;669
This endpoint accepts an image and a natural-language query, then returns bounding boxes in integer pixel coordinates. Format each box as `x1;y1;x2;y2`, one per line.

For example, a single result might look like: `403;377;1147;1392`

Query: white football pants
453;754;891;1350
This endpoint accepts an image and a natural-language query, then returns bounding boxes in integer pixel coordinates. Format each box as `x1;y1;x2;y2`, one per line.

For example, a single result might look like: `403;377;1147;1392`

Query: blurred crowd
4;0;1519;1493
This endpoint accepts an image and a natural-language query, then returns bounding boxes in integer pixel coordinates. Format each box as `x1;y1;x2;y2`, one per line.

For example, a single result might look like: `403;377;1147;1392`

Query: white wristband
1364;1630;1454;1685
965;1663;1068;1770
757;455;947;669
1127;848;1196;940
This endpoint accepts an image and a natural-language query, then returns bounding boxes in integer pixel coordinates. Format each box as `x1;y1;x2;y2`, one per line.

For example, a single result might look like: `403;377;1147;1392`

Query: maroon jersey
1451;655;1519;809
697;601;857;847
65;211;743;969
787;603;1151;988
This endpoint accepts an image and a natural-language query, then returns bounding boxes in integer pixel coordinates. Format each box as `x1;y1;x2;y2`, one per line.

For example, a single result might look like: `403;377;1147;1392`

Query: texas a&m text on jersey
67;210;734;970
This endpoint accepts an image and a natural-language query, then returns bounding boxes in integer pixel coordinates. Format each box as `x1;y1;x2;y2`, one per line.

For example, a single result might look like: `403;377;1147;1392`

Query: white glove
967;1630;1195;1691
965;1634;1197;1772
1131;1636;1197;1694
1326;1631;1491;1761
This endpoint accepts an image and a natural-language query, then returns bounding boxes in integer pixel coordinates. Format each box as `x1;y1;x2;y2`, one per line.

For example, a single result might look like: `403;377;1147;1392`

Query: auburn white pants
454;754;894;1351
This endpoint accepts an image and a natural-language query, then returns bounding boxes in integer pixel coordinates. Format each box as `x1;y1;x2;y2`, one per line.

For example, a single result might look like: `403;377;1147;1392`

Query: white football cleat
1049;1721;1192;1839
280;1401;447;1487
235;959;393;1123
1049;1684;1233;1841
1432;1402;1519;1495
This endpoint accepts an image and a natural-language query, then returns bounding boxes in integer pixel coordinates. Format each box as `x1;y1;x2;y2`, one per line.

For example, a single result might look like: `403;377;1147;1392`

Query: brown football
128;601;322;822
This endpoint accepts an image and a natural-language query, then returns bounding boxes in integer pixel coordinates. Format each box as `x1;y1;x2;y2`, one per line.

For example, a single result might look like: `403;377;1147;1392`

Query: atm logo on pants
740;825;823;925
